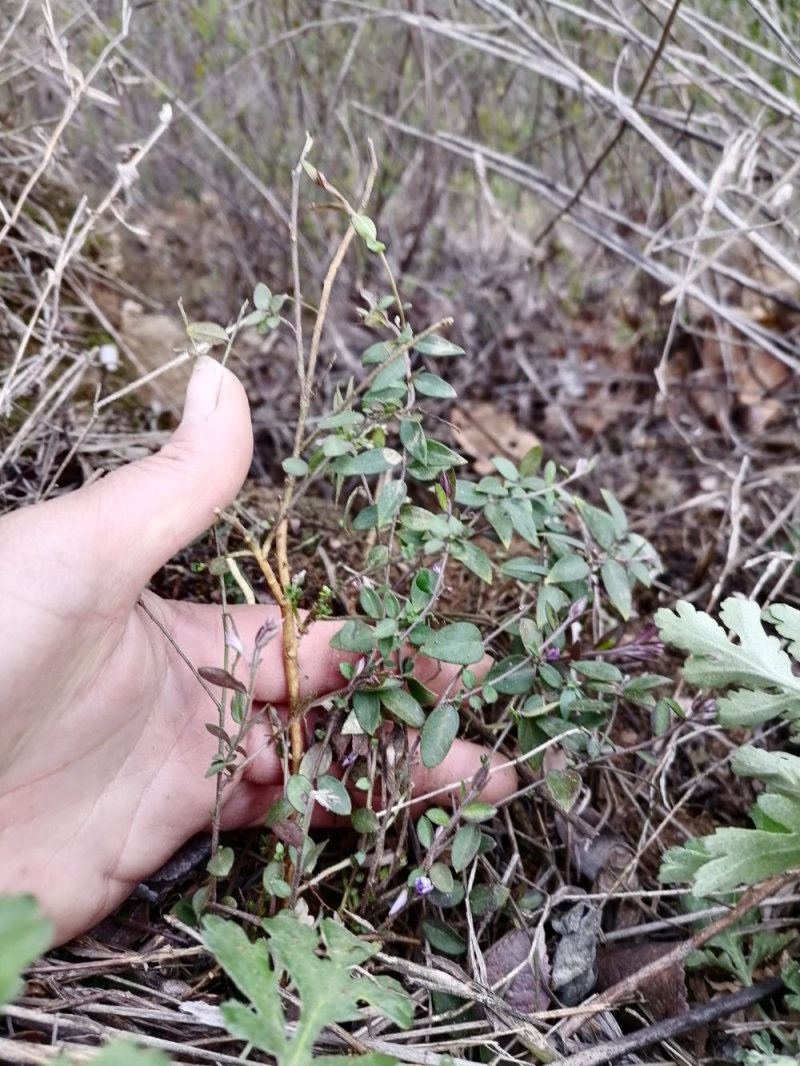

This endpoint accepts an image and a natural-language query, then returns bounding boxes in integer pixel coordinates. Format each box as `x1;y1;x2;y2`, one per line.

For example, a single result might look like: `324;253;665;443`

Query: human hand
0;357;515;945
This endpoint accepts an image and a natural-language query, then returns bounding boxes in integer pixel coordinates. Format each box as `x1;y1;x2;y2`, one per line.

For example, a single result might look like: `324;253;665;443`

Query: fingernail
182;355;224;424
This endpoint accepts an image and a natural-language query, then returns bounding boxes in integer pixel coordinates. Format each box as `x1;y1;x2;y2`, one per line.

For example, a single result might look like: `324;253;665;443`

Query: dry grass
2;0;800;1062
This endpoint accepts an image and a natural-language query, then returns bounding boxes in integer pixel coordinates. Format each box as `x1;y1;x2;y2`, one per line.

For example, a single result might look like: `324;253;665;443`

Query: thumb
73;355;253;595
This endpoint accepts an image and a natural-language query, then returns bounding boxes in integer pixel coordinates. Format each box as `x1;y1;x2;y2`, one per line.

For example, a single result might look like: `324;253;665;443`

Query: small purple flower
255;617;279;648
340;751;357;768
415;876;434;896
545;647;561;662
388;889;409;917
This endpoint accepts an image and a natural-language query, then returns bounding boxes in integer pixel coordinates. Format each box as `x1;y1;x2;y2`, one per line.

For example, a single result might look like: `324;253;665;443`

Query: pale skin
0;357;516;945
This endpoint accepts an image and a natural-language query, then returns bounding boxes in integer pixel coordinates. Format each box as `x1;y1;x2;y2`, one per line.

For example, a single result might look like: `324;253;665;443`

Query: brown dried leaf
197;666;247;694
597;941;690;1025
483;928;550;1012
449;403;540;475
269;819;304;849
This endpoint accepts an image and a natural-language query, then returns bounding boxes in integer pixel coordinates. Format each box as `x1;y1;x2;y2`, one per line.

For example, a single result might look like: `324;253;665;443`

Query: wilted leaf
197;667;247;694
597;942;689;1027
484;928;550;1011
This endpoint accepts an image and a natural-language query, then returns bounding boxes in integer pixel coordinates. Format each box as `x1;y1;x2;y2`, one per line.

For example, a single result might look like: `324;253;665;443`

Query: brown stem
275;518;303;773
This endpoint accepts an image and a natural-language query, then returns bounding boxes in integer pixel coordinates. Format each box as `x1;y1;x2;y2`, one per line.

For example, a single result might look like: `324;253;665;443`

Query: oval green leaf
451;824;481;872
413;335;465;358
420;622;485;665
421;702;459;769
546;554;591;585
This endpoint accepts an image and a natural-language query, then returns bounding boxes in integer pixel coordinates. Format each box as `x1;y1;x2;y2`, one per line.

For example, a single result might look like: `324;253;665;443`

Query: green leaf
399;504;434;532
330;620;375;654
450;539;493;584
286;773;313;814
377;479;407;527
661;819;800;895
319;410;365;431
429;863;454;894
202;915;288;1058
462;802;497;823
501;556;546;583
352;808;380;834
335;449;402;476
546;554;590;585
601;558;632;620
408;439;466;477
486;655;536;695
469;883;510;917
732;746;800;796
361;341;390;365
600;488;628;538
546;768;582;813
399;418;428;464
351;213;385;253
359;586;383;619
380;686;425;727
205;911;413;1061
484;501;513;548
417;814;434;849
414;372;457;398
501;498;539;547
572;660;623;683
491;456;519;481
719;689;800;729
207;847;235;878
413;335;465;357
186;321;228;347
371;356;407;391
427;807;451;828
422;918;466;955
314;775;352;816
321;435;351;458
420;622;484;665
656;598;798;693
253;282;272;311
767;602;800;659
282;456;309;477
421;703;459;768
576;499;618;549
451;824;481;872
353;690;382;734
0;896;53;1007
